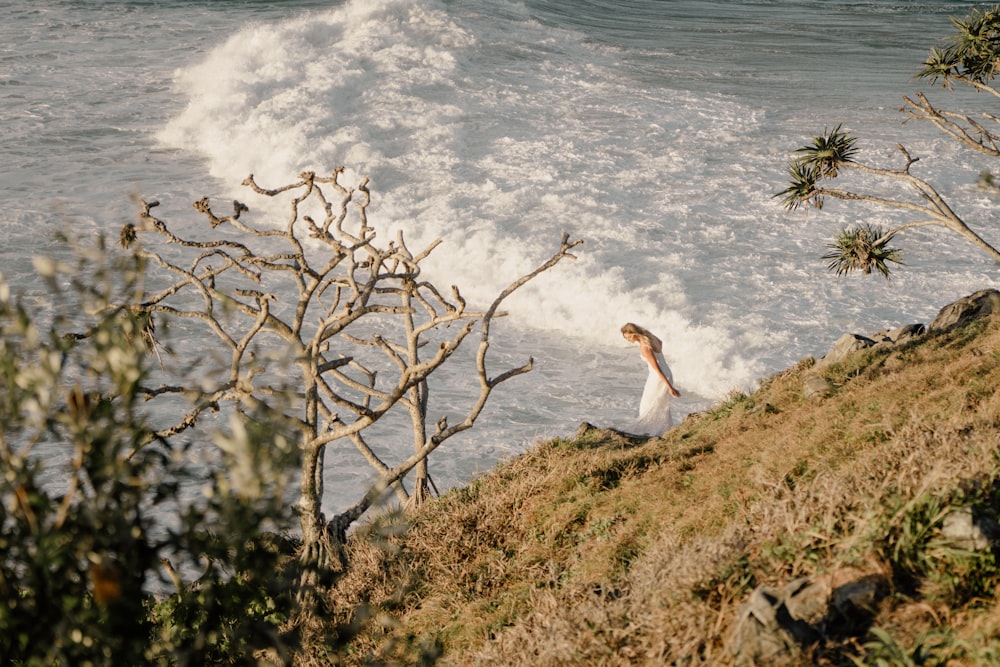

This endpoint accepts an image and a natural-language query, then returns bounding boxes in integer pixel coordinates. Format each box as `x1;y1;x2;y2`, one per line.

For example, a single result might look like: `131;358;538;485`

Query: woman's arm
639;344;681;397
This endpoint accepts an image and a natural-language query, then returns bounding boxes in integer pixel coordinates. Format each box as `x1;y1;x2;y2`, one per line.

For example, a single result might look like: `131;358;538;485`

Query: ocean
4;0;998;515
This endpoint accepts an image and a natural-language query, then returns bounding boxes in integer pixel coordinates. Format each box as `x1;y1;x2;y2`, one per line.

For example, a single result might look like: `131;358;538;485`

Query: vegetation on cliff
7;5;1000;662
319;306;1000;666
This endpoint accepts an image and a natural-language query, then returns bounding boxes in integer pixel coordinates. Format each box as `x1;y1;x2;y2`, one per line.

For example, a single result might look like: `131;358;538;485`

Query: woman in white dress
621;322;681;436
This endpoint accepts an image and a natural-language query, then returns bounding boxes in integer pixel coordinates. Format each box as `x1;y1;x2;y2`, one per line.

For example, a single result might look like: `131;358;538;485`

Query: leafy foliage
778;6;1000;278
0;238;299;664
919;5;1000;87
822;224;904;278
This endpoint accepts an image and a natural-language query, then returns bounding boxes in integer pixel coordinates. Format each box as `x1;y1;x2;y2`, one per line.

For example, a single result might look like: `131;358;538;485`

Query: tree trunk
406;472;435;511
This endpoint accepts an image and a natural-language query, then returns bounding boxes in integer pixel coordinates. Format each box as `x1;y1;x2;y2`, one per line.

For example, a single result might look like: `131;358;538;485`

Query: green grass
307;314;1000;666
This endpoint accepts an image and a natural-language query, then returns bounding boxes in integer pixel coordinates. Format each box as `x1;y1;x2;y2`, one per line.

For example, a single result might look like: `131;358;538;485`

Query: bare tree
776;5;1000;278
121;168;581;580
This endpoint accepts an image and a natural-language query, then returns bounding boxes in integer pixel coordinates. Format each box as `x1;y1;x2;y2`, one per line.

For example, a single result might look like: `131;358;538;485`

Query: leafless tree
121;168;581;582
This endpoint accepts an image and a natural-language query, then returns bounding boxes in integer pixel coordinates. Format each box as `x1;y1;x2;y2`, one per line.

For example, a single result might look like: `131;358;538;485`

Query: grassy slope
321;313;1000;666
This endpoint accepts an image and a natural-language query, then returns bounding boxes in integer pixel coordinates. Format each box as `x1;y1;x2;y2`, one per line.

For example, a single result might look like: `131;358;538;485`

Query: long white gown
632;349;674;436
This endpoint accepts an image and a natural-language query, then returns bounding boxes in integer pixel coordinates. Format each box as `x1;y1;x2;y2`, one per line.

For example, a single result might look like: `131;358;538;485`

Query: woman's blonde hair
622;322;653;338
621;322;662;352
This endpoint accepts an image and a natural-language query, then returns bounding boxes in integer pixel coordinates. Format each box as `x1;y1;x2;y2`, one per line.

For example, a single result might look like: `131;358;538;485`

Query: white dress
632;350;674;436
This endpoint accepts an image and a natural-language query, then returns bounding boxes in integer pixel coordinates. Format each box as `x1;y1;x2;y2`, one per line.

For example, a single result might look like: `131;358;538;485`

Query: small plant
876;487;1000;606
691;554;756;606
709;390;754;421
853;627;969;667
823;224;903;278
922;540;998;606
879;492;952;590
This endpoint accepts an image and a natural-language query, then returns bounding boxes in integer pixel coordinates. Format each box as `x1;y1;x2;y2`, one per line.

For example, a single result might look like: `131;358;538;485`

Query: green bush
0;238;299;665
878;485;1000;606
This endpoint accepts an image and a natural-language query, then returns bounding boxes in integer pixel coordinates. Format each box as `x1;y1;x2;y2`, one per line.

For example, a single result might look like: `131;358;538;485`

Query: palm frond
793;125;858;178
822;224;904;279
774;162;822;210
917;47;960;88
922;6;1000;85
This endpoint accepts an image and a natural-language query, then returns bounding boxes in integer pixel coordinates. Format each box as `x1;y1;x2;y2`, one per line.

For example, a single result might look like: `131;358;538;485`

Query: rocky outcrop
928;288;1000;332
728;572;884;666
814;323;926;370
803;289;999;400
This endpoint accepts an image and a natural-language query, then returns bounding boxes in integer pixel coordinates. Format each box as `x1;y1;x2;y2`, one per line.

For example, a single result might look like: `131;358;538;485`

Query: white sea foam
157;0;775;414
5;0;999;507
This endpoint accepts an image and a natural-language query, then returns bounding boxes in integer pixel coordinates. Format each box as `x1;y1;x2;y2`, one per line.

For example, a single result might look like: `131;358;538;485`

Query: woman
621;322;681;436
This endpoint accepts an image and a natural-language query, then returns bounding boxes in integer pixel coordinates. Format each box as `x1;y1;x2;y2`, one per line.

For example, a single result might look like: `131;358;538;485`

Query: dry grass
308;315;1000;666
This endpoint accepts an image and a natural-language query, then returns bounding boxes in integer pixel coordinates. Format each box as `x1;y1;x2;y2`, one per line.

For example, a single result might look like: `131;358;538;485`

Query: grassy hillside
312;310;1000;666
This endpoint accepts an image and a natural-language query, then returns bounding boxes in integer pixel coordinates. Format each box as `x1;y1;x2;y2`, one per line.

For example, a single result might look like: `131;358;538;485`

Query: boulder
728;578;825;666
940;508;1000;551
928;289;1000;332
826;573;883;636
729;573;886;665
801;373;831;401
870;323;925;346
816;333;875;368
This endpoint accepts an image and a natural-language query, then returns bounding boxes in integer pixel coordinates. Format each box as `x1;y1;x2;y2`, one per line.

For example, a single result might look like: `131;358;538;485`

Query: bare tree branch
123;169;581;575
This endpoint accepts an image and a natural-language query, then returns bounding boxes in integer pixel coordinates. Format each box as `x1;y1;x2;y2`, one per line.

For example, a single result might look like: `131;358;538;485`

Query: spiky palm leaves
777;129;905;279
794;125;859;177
775;125;858;210
919;5;1000;87
777;162;822;210
822;224;903;278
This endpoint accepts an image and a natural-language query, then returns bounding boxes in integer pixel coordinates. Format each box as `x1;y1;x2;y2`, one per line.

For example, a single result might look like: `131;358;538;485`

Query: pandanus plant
777;5;1000;279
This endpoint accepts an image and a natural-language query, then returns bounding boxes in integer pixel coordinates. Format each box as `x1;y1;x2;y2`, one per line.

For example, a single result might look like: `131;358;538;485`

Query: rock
728;578;826;666
940;508;1000;551
572;421;649;448
928;289;1000;332
826;573;884;636
814;324;925;373
870;323;925;346
683;411;706;424
871;324;926;355
748;402;778;416
802;373;831;401
816;333;875;368
811;290;997;374
829;575;881;616
729;573;888;665
782;579;830;627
